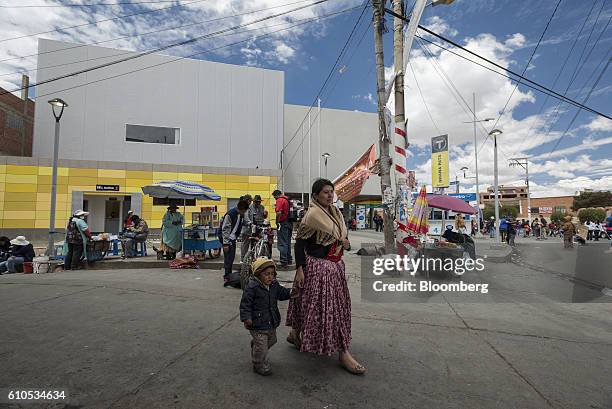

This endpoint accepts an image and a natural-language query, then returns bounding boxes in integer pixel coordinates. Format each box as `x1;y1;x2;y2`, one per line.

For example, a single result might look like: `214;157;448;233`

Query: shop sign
96;184;120;192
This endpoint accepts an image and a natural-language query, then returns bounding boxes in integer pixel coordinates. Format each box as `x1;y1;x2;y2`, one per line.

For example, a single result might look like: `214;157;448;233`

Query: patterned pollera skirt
286;255;352;355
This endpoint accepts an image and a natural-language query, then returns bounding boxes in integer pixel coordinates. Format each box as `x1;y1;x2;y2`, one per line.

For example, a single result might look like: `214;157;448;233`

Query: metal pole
301;124;305;204
455;175;459;194
308;111;312;186
473;92;480;234
494;134;500;244
324;157;328;178
47;120;60;256
318;98;321;178
373;0;394;252
526;161;531;225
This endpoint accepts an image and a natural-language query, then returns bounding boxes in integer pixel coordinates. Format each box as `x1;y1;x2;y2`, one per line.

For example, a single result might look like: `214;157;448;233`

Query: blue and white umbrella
142;181;221;201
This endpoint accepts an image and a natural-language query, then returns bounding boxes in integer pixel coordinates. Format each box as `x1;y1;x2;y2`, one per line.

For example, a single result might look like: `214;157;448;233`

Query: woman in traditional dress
562;215;575;249
161;204;184;260
286;178;365;375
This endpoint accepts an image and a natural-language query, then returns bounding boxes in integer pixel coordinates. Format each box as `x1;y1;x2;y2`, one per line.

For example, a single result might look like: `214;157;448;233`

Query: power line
385;8;611;120
319;11;372;105
281;1;370;174
415;38;510;169
488;0;563;134
408;60;441;135
415;33;610;118
281;1;369;156
515;0;598;154
0;0;332;96
0;0;187;7
566;0;606;89
0;0;314;70
32;6;360;101
0;0;211;43
546;56;611;158
527;13;611;153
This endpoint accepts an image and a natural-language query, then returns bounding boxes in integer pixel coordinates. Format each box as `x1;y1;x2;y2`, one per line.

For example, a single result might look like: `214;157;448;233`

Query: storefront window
126;124;180;145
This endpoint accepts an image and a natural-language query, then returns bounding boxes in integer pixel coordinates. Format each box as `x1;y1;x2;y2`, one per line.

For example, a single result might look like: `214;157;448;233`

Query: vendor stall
402;187;477;278
182;206;222;258
142;181;222;259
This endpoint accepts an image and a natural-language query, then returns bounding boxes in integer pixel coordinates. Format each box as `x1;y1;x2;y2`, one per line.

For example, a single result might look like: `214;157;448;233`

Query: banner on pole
431;134;449;188
333;144;376;202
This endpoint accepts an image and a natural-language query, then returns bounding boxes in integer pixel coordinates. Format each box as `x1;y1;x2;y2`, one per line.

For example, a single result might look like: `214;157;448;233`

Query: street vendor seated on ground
0;236;11;262
160;204;184;260
65;210;93;270
0;236;35;274
121;215;149;258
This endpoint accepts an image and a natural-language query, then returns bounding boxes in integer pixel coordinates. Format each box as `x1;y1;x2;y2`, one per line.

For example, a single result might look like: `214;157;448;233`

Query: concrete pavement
1;229;611;408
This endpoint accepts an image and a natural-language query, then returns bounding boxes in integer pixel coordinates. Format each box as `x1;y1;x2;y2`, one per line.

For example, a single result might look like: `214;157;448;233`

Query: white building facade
21;39;381;234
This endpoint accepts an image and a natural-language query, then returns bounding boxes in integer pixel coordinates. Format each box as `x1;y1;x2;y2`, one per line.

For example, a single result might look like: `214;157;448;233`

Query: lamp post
489;129;503;244
463;96;494;234
47;98;68;256
322;152;331;179
460;165;480;232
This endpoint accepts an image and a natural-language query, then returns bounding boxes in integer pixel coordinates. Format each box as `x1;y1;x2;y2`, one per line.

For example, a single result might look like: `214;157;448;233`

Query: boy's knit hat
251;257;276;276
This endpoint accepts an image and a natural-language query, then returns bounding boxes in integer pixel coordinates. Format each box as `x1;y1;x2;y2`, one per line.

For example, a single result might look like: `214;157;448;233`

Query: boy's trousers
250;329;277;368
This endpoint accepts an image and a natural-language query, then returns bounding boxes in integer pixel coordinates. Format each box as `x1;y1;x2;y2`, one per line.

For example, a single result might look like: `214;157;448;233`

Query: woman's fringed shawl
296;199;348;256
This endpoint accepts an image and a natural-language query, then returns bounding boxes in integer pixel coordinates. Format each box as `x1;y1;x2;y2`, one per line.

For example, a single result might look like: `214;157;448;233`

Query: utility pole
473;93;480;232
392;0;408;248
509;157;531;224
373;0;394;252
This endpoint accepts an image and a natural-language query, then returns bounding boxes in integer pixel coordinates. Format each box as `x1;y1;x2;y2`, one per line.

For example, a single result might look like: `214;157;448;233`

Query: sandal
339;358;366;375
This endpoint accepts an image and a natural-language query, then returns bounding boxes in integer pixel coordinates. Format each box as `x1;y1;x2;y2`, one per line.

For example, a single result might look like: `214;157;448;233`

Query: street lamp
489;128;503;244
47;98;68;256
460;165;481;234
322;152;331;178
463;93;494;235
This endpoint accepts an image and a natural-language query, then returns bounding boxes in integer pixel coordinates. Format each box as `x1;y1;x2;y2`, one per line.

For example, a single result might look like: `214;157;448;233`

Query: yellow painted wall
0;165;278;230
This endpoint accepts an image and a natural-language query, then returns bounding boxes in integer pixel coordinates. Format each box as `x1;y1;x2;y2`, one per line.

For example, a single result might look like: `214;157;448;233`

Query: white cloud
270;41;295;64
0;0;360;93
423;16;458;37
504;33;526;48
529;176;612;198
533;136;612;160
585;117;612;132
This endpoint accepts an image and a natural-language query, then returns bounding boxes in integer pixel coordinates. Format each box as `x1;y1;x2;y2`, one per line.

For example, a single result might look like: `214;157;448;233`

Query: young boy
239;257;292;376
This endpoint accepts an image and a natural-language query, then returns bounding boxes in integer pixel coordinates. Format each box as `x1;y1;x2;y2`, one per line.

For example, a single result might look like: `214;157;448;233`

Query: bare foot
339;351;366;374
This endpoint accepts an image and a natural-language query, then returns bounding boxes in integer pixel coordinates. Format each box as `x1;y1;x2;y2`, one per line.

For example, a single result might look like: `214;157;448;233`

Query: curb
88;259;237;270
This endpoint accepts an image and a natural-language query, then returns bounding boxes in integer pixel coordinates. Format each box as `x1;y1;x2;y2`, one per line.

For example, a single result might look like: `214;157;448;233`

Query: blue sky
0;0;610;197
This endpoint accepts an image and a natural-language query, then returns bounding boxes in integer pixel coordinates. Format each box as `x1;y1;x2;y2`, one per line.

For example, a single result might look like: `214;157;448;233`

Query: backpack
66;220;82;244
282;197;299;223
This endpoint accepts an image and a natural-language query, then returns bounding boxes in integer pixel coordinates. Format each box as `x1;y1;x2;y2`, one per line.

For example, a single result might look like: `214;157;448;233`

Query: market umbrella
426;194;476;214
142;181;221;254
141;180;221;201
406;185;429;235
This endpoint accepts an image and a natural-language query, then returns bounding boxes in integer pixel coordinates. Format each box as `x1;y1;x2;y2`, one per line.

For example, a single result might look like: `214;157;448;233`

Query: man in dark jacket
239;257;292;375
0;236;35;274
221;199;249;286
